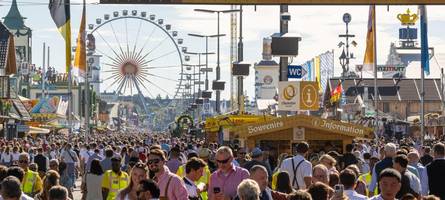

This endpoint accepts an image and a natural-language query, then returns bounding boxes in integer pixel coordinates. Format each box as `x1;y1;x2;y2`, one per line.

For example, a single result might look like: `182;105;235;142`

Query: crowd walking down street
0;131;444;200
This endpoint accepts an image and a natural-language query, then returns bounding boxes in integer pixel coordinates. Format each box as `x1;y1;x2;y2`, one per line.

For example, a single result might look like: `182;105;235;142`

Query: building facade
327;78;443;120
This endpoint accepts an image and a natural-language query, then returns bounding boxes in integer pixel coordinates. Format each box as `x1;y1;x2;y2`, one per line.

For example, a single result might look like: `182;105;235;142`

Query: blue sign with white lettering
288;65;303;79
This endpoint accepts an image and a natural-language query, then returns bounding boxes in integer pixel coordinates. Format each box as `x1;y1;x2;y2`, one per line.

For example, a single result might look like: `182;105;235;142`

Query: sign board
21;63;29;75
236;114;373;139
356;64;405;72
311;117;366;137
278;81;300;111
247;120;285;135
278;81;319;111
287;65;306;79
377;65;405;72
203;102;211;114
100;0;445;5
299;81;319;110
293;127;305;140
17;125;30;132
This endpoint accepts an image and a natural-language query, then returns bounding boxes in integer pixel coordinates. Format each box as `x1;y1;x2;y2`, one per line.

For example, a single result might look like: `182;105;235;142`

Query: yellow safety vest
176;164;209;200
271;170;280;190
358;173;378;196
106;170;129;200
22;170;38;196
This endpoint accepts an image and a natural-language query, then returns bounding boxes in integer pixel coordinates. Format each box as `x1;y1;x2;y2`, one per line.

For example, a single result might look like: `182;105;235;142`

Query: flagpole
42;43;46;99
373;5;378;140
421;55;425;145
68;65;72;135
420;5;428;145
85;64;89;142
47;46;50;96
82;0;89;143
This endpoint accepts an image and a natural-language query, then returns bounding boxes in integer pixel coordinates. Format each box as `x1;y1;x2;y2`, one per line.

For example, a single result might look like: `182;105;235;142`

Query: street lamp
184;51;213;98
338;13;357;78
194;8;240;114
188;33;222;97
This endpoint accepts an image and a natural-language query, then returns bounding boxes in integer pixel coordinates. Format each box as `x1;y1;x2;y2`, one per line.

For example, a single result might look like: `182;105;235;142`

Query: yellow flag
314;56;321;92
363;5;375;72
49;0;71;73
74;0;86;77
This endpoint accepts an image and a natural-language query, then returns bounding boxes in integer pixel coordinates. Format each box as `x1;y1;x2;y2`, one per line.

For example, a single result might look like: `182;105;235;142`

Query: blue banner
420;5;430;75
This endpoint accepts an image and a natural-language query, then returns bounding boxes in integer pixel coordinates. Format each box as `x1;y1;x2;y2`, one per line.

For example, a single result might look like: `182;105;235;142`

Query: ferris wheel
87;10;186;116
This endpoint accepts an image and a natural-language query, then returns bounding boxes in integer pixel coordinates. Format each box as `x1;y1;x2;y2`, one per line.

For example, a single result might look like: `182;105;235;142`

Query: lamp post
185;51;213;122
338;13;357;78
194;8;239;114
184;51;215;98
188;34;222;91
188;33;222;114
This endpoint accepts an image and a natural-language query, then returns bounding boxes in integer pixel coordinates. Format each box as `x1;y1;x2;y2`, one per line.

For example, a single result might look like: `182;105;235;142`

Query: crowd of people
0;131;444;200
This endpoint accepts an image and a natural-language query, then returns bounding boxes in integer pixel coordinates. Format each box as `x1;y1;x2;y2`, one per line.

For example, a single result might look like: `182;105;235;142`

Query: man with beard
148;149;188;200
101;155;129;200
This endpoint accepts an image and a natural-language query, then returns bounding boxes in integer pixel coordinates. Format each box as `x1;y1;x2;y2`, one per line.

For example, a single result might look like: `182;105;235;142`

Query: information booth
234;115;373;155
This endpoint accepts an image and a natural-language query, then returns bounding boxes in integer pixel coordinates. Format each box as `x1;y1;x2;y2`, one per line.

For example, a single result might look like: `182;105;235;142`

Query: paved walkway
72;178;82;200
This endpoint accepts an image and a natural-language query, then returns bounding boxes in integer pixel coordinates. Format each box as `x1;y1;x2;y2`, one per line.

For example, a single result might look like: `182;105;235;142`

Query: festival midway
0;0;444;200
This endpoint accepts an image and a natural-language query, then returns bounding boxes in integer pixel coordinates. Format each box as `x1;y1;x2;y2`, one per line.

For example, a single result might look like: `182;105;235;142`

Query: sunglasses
216;158;231;164
19;160;28;163
147;159;161;165
134;162;147;169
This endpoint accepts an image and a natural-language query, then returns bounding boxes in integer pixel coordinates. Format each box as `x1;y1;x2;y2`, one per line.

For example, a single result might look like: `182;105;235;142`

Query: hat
251;147;263;158
199;148;211;158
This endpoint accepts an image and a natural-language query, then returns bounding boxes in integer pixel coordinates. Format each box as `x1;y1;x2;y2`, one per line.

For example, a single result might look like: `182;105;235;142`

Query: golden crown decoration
397;9;418;26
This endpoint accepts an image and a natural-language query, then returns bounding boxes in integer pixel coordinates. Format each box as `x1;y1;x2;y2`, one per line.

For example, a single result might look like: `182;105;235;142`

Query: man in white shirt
79;144;93;174
340;169;368;200
184;157;207;200
60;143;78;191
280;142;312;190
370;169;401;200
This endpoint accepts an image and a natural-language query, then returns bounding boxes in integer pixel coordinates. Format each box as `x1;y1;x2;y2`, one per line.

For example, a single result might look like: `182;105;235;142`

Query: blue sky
1;2;445;100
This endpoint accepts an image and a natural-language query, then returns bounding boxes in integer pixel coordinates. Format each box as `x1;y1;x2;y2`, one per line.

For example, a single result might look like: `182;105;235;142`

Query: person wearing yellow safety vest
184;157;207;200
101;155;129;200
358;156;380;197
271;153;290;190
176;150;211;200
18;152;43;197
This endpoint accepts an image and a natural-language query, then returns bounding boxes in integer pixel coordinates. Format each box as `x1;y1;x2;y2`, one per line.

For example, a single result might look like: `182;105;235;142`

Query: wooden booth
234;115;373;155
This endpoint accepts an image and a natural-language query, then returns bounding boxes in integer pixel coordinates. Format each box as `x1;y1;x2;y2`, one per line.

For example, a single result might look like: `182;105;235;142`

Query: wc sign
287;65;306;79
